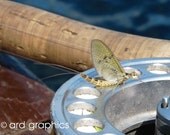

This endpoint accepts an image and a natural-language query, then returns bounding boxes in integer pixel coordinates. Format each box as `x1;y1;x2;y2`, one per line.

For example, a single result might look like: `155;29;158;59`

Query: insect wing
91;39;125;80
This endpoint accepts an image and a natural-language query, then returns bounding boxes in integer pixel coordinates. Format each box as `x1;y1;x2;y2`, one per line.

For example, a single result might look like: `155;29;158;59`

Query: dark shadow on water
125;120;155;135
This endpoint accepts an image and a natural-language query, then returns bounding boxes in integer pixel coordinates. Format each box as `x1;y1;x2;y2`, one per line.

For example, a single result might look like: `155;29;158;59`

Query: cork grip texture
0;1;170;71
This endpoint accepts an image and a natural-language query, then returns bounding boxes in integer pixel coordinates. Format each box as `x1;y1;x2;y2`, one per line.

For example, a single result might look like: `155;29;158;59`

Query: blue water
0;52;76;91
13;0;170;39
2;0;170;91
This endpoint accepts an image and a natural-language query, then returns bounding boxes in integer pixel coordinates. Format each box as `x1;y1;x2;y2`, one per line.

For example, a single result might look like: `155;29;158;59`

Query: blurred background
1;0;170;91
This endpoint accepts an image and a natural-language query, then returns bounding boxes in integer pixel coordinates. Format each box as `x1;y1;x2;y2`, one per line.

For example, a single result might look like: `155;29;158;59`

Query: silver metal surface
161;96;169;108
51;58;170;135
156;95;170;135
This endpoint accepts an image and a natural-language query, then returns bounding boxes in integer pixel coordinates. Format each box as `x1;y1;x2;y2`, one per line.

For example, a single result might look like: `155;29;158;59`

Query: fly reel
51;58;170;135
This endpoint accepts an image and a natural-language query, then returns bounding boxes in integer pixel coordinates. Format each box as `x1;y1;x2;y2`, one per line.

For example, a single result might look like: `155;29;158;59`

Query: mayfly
80;39;138;87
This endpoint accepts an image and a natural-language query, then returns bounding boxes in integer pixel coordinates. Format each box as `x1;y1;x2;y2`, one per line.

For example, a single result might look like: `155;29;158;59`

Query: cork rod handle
0;1;170;71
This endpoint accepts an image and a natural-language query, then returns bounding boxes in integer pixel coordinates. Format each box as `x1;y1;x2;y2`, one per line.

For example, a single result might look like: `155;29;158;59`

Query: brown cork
0;1;170;71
